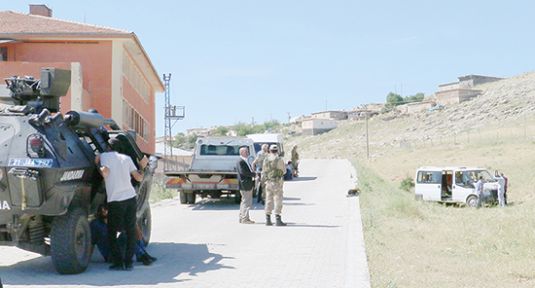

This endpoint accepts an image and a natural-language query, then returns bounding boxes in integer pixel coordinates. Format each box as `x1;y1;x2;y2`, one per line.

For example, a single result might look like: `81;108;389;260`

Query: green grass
149;174;176;203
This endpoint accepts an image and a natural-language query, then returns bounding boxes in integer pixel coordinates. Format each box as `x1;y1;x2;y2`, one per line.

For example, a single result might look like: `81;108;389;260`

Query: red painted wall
9;41;113;117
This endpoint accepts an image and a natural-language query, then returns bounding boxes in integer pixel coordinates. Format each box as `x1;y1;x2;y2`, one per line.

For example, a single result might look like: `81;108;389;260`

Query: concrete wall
435;89;480;105
438;82;460;92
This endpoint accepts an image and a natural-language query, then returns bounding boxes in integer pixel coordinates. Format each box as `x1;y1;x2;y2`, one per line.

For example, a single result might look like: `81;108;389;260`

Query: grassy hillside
288;72;535;287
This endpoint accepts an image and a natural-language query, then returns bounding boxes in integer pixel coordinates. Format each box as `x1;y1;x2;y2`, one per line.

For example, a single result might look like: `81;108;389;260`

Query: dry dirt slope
287;71;535;288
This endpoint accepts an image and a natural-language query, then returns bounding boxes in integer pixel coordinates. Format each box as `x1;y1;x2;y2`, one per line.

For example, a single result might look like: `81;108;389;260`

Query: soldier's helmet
269;144;279;151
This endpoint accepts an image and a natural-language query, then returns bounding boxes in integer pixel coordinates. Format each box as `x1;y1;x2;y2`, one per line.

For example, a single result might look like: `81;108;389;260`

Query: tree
386;92;404;107
173;132;197;150
404;92;424;103
212;126;229;136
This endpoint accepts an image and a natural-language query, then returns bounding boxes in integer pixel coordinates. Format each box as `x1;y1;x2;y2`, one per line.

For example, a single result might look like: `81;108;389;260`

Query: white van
246;133;285;157
415;167;499;207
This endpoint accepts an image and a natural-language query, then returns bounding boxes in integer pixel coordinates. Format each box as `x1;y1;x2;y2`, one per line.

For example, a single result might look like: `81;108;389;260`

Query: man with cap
262;144;287;226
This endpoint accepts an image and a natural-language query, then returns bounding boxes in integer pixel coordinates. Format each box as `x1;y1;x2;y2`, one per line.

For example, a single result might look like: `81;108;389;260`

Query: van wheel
186;192;196;204
179;191;187;204
50;208;91;274
466;195;479;208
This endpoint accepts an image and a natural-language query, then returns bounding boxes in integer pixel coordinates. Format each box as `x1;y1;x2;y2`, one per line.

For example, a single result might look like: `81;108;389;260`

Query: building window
122;100;149;140
0;47;7;61
123;53;150;103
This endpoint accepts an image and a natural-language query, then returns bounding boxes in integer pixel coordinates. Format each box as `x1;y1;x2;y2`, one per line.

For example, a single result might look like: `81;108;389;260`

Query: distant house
311;110;348;120
302;118;337;135
435;74;502;105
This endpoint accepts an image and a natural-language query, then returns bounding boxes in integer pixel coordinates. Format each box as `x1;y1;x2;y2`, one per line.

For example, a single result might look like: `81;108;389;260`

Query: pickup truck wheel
186;192;196;204
179;191;187;204
234;192;242;204
50;208;91;274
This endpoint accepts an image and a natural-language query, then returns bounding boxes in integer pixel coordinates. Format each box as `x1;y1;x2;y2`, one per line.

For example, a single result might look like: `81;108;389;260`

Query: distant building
302;118;337;135
435;74;502;105
311;110;348;120
435;89;481;105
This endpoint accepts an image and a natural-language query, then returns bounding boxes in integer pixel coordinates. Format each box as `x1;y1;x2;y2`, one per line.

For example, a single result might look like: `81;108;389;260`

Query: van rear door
416;170;442;201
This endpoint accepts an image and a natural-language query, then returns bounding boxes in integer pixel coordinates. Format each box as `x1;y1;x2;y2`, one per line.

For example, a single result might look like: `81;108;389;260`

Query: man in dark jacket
237;146;256;224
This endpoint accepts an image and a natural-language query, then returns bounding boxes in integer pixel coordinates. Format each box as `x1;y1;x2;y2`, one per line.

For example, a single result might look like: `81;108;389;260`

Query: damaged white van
415;167;499;207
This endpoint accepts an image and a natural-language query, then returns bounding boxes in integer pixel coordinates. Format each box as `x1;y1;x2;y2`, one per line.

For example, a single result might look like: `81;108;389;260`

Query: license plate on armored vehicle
8;158;54;168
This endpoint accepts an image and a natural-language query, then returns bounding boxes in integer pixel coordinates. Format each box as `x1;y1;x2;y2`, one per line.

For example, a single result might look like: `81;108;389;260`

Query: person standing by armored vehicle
262;145;287;226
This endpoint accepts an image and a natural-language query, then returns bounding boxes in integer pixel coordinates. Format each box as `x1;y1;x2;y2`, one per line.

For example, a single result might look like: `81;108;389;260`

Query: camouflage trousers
265;180;284;215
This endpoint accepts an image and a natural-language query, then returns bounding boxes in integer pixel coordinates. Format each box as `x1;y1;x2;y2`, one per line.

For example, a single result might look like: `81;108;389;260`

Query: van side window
417;171;441;184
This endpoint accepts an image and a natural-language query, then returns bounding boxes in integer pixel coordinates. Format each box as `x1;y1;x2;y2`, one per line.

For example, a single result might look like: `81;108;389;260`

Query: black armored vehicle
0;68;156;274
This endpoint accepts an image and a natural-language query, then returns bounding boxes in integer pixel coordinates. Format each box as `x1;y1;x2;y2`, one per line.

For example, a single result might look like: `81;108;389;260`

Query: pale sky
4;1;535;135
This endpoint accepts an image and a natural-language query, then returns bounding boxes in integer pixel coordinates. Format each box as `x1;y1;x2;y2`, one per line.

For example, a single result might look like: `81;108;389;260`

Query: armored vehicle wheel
186;192;196;204
179;191;188;204
466;195;479;208
50;208;91;274
139;206;152;246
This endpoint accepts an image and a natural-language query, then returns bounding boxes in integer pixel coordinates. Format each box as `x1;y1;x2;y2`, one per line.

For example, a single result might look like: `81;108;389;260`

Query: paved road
0;159;370;288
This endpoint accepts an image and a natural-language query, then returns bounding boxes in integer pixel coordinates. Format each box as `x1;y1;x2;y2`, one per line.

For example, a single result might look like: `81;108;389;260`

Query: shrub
399;176;414;192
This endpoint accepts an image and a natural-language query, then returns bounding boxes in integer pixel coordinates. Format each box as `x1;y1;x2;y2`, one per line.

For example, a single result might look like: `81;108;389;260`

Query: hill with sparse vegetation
287;71;535;288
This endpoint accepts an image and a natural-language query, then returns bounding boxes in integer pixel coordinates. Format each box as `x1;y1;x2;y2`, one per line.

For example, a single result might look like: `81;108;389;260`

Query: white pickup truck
165;136;256;204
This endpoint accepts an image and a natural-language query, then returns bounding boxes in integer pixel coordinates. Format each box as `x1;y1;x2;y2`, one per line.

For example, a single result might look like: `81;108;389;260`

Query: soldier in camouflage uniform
291;145;299;177
262;144;287;226
253;144;269;204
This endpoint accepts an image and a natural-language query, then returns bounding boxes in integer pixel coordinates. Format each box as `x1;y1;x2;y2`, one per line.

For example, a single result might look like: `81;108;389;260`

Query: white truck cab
415;166;499;207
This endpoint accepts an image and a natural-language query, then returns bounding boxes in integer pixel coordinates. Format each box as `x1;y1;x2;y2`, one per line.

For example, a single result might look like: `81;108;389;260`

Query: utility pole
163;73;185;172
365;109;370;159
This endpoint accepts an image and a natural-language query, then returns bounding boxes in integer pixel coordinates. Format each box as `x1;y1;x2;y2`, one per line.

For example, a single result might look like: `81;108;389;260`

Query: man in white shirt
95;138;148;271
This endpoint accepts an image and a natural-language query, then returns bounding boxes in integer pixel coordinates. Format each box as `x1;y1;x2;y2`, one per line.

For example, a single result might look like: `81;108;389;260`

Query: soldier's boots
266;215;273;226
275;215;287;226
